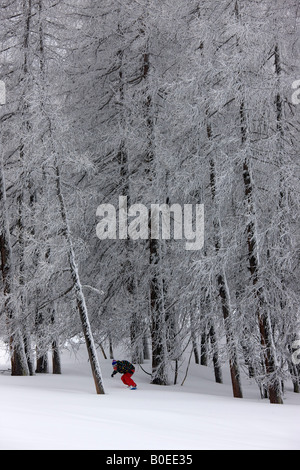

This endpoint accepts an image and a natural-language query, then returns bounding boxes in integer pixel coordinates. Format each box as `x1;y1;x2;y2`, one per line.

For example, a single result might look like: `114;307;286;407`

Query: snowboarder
111;359;137;389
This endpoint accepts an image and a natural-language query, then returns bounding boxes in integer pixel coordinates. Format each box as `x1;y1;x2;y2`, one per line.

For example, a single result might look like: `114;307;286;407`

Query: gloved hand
111;373;114;378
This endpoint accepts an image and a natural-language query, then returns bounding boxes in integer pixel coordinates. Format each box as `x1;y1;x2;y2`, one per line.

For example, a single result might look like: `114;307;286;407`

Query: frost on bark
139;44;169;385
0;149;29;376
233;0;283;404
55;163;105;394
207;116;242;398
240;105;283;405
150;236;168;385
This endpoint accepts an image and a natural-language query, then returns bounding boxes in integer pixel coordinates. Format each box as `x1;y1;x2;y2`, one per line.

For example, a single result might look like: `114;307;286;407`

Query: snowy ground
0;343;299;450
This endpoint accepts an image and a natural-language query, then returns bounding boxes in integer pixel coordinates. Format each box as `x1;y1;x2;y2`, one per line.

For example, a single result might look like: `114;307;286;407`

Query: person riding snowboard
111;359;137;389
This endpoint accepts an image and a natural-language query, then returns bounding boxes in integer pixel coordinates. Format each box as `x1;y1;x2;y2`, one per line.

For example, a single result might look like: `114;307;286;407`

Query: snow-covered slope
0;344;299;450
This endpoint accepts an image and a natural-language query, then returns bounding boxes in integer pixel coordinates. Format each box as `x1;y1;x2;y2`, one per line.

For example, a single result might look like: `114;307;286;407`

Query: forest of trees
0;0;299;403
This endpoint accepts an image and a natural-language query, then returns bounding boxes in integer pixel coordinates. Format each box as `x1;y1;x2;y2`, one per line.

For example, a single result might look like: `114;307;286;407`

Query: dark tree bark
150;237;168;385
52;340;62;375
207;116;242;398
240;104;283;405
209;323;223;384
0;153;29;376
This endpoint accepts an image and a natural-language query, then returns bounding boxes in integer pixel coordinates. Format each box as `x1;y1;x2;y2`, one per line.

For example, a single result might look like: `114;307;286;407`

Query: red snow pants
121;372;136;387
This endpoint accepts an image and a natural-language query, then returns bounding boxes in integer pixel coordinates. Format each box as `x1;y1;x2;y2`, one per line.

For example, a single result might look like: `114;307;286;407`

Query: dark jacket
112;360;135;376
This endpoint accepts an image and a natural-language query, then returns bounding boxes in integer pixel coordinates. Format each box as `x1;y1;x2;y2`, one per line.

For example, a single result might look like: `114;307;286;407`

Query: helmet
112;360;117;366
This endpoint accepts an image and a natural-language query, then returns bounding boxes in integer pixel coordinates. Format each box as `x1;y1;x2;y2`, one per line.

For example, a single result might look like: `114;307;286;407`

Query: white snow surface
0;343;299;450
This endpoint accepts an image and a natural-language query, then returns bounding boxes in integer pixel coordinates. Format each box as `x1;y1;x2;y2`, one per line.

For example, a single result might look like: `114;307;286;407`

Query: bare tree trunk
55;162;105;395
50;308;61;374
0;149;29;376
143;334;150;360
150;237;168;385
233;0;283;406
218;269;243;398
209;323;223;384
52;340;61;375
6;0;34;377
36;355;49;374
139;45;168;384
240;106;283;405
190;308;200;365
207;118;242;398
108;334;114;359
200;330;207;366
287;342;300;393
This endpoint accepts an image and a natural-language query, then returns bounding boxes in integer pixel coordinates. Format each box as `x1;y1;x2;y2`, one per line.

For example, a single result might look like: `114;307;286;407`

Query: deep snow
0;343;299;450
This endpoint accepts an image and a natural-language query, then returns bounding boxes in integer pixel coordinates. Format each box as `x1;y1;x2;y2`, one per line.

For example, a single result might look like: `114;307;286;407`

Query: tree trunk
52;340;62;375
36;354;49;374
233;0;283;406
200;331;207;366
207;117;242;397
140;45;169;384
55;163;105;394
192;336;200;365
150;237;168;385
209;323;223;384
287;345;300;393
143;334;150;360
0;151;29;376
50;309;61;374
241;111;283;405
217;270;243;397
190;309;200;364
